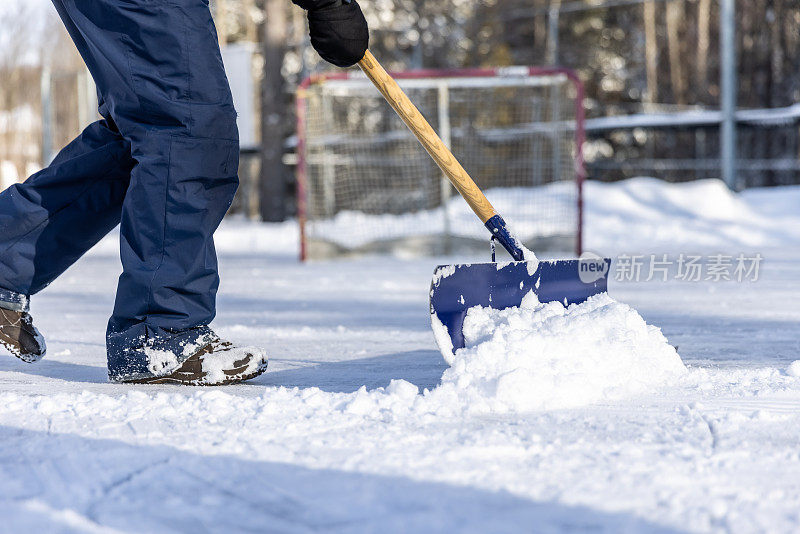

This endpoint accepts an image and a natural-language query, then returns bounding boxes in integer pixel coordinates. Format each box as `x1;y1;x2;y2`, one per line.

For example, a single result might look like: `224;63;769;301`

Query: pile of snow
429;293;686;412
304;291;686;415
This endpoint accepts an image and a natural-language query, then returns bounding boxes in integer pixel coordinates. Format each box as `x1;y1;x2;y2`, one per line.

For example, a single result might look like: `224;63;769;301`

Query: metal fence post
546;4;560;66
720;0;737;189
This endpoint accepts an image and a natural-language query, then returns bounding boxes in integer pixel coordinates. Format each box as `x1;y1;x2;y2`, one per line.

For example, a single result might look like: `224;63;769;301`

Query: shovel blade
430;259;611;358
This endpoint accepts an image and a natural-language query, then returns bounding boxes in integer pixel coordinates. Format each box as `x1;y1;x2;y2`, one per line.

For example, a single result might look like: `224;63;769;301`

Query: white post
551;81;563;186
437;83;453;254
77;72;87;131
720;0;737;189
40;66;53;166
76;67;98;128
321;92;336;218
85;69;97;124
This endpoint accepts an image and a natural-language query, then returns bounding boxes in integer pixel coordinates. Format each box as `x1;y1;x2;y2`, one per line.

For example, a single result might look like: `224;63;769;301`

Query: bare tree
695;0;712;99
643;0;659;104
665;0;686;104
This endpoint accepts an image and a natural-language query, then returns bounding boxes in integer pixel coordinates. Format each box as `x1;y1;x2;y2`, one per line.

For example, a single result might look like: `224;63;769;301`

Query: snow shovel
357;51;611;358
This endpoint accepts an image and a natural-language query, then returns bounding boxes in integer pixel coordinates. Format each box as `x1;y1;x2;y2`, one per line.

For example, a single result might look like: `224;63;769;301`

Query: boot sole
120;346;269;386
0;333;44;364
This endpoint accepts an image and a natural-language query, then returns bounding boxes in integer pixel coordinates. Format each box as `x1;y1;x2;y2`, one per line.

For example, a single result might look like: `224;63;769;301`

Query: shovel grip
357;50;497;224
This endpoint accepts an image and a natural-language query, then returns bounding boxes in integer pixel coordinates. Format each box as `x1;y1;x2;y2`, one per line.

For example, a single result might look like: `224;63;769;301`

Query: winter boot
122;335;268;386
0;306;47;363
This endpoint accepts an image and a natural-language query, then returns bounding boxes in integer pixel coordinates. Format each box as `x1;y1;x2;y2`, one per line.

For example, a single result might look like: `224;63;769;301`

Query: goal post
296;66;585;261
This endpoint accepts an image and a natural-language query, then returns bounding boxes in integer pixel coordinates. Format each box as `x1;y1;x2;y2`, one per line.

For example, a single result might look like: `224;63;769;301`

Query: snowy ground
2;178;800;533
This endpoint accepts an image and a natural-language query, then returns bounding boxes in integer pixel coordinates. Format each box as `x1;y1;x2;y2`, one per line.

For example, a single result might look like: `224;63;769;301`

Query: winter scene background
2;0;800;533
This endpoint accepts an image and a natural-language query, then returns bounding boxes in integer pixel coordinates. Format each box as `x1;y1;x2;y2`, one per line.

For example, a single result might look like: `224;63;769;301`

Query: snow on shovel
356;51;611;359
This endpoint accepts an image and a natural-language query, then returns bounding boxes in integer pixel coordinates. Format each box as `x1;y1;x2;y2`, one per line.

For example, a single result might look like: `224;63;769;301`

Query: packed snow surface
434;292;686;412
1;178;800;533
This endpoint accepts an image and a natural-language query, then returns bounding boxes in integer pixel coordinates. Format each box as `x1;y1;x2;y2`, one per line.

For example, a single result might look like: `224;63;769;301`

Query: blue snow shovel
357;51;611;358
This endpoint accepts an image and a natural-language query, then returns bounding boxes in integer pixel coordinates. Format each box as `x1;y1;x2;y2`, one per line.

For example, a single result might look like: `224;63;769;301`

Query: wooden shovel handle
357;50;497;224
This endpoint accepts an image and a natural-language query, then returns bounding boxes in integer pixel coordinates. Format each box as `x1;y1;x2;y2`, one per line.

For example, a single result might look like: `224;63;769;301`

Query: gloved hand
292;0;369;68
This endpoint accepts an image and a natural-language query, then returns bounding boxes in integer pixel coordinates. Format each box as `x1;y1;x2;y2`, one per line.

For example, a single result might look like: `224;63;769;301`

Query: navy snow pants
0;0;239;380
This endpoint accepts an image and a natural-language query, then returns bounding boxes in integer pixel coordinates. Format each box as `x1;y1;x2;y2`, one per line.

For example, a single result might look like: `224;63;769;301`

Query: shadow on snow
0;425;688;534
255;349;447;393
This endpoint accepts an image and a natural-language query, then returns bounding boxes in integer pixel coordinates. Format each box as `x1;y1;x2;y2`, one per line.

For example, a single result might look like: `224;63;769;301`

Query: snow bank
91;218;300;257
428;293;686;412
305;177;800;255
307;182;576;249
83;178;800;260
585;178;800;253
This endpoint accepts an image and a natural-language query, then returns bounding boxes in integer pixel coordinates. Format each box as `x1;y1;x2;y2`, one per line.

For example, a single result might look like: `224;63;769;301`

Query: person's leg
0;119;133;304
0;2;136;364
51;0;248;380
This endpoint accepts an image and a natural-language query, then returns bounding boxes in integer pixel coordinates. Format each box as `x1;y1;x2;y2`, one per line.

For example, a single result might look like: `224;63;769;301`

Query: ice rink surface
1;178;800;533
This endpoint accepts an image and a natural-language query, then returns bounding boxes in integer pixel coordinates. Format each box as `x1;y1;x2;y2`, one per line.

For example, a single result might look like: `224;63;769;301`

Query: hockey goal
296;66;585;260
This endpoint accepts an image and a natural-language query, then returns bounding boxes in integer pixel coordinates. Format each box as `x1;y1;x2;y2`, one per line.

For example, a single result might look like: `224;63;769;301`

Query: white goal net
297;67;585;260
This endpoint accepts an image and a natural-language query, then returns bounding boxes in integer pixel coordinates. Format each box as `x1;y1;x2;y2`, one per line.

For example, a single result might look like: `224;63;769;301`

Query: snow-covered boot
0;306;46;363
123;335;268;386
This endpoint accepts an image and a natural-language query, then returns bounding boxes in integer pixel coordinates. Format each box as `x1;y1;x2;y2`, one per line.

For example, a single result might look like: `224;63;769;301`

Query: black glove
293;0;369;68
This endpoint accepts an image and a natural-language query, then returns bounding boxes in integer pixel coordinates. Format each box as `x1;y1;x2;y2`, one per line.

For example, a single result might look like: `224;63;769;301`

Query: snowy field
2;178;800;533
